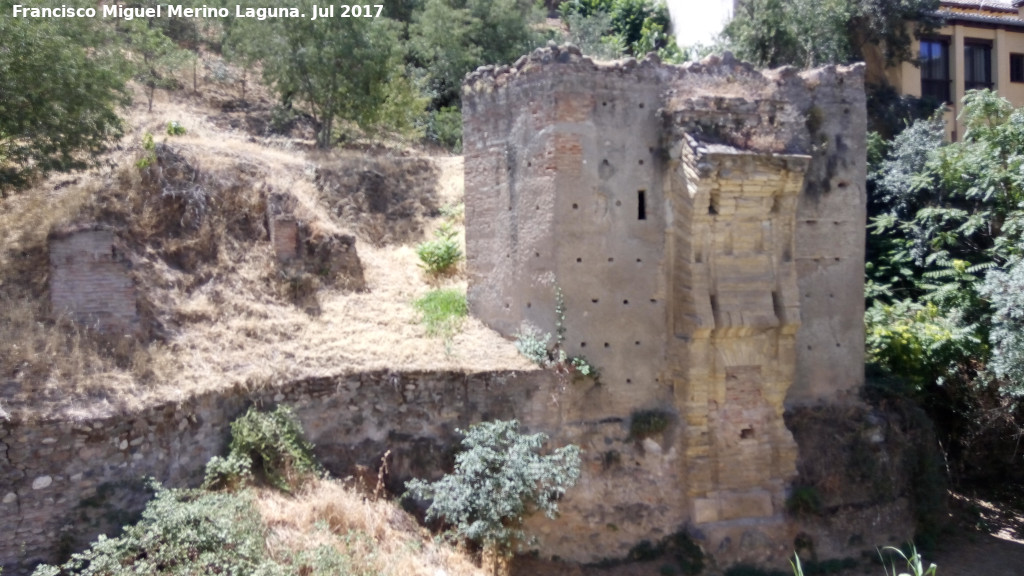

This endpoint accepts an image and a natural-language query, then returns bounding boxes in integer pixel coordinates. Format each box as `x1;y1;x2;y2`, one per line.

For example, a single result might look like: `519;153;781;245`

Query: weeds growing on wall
204;405;323;492
513;287;597;380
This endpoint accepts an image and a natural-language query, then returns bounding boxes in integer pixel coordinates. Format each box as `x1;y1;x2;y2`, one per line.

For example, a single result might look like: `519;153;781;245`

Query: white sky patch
665;0;734;47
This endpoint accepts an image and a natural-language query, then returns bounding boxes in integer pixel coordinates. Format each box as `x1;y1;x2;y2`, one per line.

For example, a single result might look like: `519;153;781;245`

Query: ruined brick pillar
669;138;808;531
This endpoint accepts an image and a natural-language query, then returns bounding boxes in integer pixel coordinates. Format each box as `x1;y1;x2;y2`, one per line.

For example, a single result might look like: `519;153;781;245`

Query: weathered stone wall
668;138;808;545
0;370;558;575
463;46;869;564
48;227;139;334
267;193;366;291
0;370;919;575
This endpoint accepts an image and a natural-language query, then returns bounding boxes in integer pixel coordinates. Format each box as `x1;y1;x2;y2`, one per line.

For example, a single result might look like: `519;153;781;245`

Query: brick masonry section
49;228;138;334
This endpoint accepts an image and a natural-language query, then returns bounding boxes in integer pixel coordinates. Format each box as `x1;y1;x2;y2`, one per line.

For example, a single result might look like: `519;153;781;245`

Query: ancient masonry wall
0;370;561;575
463;46;869;562
48;228;139;334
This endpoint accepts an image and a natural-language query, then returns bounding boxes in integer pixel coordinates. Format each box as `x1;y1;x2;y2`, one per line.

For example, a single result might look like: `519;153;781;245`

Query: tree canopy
0;7;130;194
722;0;941;69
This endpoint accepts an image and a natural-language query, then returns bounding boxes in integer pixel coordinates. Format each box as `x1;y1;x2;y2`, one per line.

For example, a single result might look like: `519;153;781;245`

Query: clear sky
665;0;734;47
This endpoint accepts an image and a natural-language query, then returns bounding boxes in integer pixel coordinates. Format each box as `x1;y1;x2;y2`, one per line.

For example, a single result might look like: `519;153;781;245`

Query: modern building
883;0;1024;138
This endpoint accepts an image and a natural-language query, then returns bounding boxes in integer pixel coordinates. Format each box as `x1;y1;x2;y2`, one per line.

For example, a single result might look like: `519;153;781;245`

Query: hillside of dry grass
0;58;531;420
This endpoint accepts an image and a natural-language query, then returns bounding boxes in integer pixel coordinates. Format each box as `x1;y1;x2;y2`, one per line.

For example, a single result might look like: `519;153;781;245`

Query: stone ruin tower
463;46;867;563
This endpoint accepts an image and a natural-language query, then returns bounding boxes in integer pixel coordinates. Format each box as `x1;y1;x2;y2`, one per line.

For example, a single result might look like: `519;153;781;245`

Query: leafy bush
865;300;981;391
981;256;1024;396
404;419;581;558
416;223;463;276
135;132;157;169
560;0;678;58
220;405;323;491
413;288;468;338
514;324;554;366
166;121;187;136
32;486;284;576
425;106;463;152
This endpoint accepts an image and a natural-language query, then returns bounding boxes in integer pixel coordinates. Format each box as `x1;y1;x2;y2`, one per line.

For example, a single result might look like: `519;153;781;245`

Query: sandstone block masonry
464;46;868;563
48;226;139;334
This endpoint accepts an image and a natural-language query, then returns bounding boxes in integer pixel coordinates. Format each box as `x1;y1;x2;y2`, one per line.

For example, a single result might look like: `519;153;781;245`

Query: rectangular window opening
1012;53;1024;83
638;190;647;220
920;38;951;104
965;41;993;91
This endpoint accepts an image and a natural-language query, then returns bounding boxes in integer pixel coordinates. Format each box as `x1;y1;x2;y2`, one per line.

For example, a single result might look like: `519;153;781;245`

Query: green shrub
32;486;285;576
221;405;323;491
135;132;156;169
426;106;462;152
415;223;462;276
166;120;187;136
514;324;554;367
404;419;581;558
865;300;980;391
413;288;468;338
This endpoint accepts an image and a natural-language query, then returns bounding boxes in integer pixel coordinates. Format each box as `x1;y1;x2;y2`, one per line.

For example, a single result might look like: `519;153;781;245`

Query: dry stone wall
0;370;559;575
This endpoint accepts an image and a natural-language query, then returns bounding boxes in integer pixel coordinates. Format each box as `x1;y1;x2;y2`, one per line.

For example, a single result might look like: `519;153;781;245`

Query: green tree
723;0;940;69
410;0;544;108
405;420;581;573
226;1;423;147
0;6;130;194
560;0;682;60
120;15;192;112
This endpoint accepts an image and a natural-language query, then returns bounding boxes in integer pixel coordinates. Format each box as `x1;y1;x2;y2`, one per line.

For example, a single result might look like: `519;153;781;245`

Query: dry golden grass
256;478;486;576
0;62;531;419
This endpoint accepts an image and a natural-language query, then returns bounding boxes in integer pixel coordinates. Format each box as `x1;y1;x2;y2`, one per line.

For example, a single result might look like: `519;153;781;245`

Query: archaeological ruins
464;45;869;562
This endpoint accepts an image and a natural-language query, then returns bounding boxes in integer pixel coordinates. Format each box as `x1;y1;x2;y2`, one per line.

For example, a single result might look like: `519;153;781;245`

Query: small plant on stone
513;287;599;381
416;222;463;276
569;355;597;378
404;419;581;575
515;324;554;367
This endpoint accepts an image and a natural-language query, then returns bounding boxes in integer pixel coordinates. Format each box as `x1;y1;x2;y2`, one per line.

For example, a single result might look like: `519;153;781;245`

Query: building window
964;41;993;91
920;39;951;103
1012;53;1024;83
